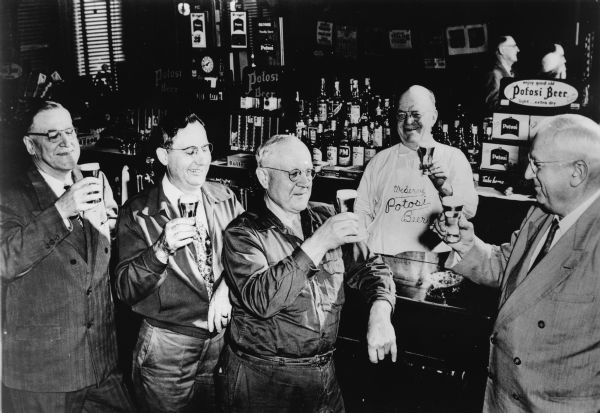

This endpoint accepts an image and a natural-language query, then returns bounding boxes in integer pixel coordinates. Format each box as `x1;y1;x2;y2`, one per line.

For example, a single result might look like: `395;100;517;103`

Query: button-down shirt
222;200;395;358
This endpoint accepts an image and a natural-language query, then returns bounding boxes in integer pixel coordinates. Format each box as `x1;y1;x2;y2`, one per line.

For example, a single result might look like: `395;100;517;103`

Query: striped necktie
193;220;214;298
529;218;560;272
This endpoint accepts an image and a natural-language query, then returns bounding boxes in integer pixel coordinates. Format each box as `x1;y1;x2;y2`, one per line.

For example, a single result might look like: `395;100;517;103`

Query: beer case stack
478;78;582;192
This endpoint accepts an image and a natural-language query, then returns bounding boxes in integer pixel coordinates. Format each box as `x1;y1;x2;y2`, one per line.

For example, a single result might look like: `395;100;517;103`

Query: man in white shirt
434;114;600;412
115;109;244;412
355;85;478;256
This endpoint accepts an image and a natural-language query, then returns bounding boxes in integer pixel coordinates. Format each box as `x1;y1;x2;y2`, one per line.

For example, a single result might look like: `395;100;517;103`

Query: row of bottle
301;118;387;168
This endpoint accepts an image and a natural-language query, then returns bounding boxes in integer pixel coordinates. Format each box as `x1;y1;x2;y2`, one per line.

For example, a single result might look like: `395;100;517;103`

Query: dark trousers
2;371;135;413
131;320;224;413
217;345;345;413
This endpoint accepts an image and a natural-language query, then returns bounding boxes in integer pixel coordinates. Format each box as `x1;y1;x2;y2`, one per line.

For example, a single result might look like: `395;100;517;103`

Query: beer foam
336;189;357;201
441;196;463;208
79;162;100;171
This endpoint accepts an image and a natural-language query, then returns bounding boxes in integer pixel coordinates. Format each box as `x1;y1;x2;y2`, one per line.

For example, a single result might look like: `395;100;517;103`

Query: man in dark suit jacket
484;35;520;112
0;100;134;412
434;114;600;412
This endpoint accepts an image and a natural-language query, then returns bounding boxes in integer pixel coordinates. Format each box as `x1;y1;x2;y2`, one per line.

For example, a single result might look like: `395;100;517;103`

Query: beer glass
79;163;102;203
178;194;200;219
417;146;435;175
336;189;357;213
441;196;463;243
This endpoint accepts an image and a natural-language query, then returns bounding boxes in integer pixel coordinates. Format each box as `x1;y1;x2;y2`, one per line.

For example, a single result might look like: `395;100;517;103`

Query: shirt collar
557;188;600;233
396;136;437;155
38;168;73;197
264;195;302;231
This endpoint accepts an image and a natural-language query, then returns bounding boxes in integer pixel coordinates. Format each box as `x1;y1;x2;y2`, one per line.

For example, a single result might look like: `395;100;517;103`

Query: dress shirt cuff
295;247;320;278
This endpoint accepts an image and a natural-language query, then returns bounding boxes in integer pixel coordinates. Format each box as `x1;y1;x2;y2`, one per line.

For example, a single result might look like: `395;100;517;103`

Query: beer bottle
312;121;324;162
330;80;343;122
350;79;361;125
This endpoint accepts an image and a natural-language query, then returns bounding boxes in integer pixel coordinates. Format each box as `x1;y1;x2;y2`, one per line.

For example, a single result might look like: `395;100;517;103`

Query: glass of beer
80;162;102;203
417;146;435;175
336;189;357;213
179;194;199;219
441;196;463;243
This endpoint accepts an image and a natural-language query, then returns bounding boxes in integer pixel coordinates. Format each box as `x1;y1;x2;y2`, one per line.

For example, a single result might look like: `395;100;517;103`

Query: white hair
255;134;301;167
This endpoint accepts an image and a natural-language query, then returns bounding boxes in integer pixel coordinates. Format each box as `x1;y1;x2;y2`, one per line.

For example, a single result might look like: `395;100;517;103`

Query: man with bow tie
115;108;243;413
0;100;133;412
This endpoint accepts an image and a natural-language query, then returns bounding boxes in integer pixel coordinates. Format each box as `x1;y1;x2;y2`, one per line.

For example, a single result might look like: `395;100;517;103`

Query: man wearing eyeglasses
115;109;243;412
218;134;396;412
355;85;478;257
433;114;600;412
0;100;133;412
484;35;520;112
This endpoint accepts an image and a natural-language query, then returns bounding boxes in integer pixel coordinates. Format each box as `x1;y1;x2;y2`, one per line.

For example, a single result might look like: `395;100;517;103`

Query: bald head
256;134;308;168
399;85;436;111
536;114;600;167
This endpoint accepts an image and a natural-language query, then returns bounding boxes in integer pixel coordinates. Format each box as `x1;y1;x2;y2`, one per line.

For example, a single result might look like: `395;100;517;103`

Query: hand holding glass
441;196;463;243
417;146;435;175
79;163;102;203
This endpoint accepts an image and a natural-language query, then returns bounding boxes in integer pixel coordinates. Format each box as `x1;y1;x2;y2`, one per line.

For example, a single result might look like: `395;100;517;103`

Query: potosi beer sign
503;79;578;108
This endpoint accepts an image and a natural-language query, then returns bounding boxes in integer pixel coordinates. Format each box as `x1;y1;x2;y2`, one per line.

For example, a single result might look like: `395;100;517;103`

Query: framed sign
389;29;412;50
231;11;248;49
190;13;207;48
446;24;487;55
316;21;333;47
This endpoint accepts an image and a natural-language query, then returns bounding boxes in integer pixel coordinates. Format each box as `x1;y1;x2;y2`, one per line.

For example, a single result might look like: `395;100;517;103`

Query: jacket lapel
495;200;599;327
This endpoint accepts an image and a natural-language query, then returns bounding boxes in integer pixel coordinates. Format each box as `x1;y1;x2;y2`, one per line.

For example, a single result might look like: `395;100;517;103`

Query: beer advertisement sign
502;79;579;108
480;143;521;172
491;113;530;141
190;13;207;48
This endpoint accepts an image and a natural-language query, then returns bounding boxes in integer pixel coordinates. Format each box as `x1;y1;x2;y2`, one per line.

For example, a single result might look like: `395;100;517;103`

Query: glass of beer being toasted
441;196;463;243
79;162;102;203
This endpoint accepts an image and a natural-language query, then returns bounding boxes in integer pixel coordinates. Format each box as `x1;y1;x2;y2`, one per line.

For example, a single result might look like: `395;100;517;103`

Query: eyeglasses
28;127;77;143
261;166;317;182
397;111;425;122
167;143;213;156
528;157;575;174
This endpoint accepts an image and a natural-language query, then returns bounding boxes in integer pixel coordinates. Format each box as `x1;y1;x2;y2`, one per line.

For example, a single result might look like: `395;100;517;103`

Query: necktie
64;185;83;227
529;218;560;272
193;220;214;298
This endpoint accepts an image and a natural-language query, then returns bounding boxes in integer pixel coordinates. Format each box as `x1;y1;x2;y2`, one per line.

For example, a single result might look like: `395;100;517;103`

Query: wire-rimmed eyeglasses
528;157;576;174
261;166;317;182
167;143;213;156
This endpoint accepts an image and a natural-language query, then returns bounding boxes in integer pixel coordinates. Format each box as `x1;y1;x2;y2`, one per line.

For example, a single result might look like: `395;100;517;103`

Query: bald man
434;114;600;412
219;135;396;413
355;85;478;256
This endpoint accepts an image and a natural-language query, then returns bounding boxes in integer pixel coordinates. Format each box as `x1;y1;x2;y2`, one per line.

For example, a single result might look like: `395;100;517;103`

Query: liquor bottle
337;120;352;167
383;98;393;147
372;100;384;147
440;123;452;146
456;124;469;157
351;124;366;167
361;77;373;115
359;109;370;144
312;122;325;162
432;120;443;142
467;125;481;173
330;80;344;122
484;125;493;142
349;79;361;125
317;77;328;122
326;119;338;166
307;114;319;149
365;122;377;164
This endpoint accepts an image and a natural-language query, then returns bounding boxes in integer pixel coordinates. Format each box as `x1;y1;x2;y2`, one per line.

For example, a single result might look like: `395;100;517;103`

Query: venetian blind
72;0;125;85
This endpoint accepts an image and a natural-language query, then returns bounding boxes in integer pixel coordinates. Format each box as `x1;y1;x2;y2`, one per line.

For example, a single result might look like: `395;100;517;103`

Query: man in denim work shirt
219;134;396;412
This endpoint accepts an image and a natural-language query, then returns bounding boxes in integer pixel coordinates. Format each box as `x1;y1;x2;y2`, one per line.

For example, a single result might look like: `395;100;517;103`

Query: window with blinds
72;0;125;86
